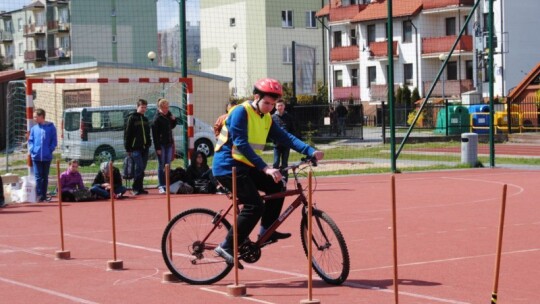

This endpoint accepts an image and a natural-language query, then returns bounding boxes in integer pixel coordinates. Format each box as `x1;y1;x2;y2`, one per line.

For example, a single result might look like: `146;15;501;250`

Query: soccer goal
20;77;194;174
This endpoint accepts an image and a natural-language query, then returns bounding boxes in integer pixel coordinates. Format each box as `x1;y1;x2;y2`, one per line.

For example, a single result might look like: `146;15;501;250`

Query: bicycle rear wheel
300;208;350;285
161;208;232;284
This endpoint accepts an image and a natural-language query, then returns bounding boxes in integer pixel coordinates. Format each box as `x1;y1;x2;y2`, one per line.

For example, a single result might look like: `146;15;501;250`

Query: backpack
122;155;135;180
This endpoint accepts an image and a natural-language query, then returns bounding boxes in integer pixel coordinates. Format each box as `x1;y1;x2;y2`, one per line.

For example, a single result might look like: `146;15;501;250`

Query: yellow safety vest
215;102;271;167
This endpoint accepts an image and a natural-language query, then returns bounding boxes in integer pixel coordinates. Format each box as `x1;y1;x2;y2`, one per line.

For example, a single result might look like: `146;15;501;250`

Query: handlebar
281;156;317;174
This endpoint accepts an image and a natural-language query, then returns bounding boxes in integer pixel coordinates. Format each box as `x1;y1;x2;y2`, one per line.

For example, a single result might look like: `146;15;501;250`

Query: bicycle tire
300;208;350;285
161;208;232;285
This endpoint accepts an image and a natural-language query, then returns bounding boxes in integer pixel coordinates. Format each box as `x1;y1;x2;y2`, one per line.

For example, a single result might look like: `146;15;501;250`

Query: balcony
47;47;71;61
0;30;13;42
24;50;47;62
422;79;474;98
333;86;360;101
23;24;46;37
370;84;400;101
330;45;359;62
422;35;473;55
47;20;70;33
2;55;14;66
423;0;474;10
368;41;398;60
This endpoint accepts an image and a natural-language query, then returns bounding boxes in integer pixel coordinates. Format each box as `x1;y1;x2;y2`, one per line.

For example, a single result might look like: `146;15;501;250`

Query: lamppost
232;43;238;97
147;51;156;65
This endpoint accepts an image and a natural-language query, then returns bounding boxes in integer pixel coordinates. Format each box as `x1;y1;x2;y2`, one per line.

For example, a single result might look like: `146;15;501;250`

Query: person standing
124;99;152;195
335;101;348;136
151;98;177;194
272;99;295;170
0;177;5;208
213;100;237;138
28;108;57;202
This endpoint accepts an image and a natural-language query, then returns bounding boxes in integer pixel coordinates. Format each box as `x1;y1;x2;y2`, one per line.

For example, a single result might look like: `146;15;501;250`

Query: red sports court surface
1;168;539;303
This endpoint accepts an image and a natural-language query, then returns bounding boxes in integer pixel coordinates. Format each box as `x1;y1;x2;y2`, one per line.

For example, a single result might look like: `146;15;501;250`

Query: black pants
215;167;284;248
0;177;4;204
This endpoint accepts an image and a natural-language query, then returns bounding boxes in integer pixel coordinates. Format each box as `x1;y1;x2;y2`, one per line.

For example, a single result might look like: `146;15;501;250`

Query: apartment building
0;0;158;70
319;0;540;105
200;0;325;98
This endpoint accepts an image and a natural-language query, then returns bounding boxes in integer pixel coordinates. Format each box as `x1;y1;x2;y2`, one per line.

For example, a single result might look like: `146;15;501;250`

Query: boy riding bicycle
212;78;324;266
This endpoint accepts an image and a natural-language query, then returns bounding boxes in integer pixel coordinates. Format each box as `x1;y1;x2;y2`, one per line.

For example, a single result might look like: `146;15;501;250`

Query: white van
61;105;215;165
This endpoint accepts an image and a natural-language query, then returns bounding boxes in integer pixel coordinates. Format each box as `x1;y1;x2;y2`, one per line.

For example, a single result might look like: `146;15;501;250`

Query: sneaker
259;231;292;243
214;246;244;269
158;187;166;194
139;190;149;195
0;201;6;208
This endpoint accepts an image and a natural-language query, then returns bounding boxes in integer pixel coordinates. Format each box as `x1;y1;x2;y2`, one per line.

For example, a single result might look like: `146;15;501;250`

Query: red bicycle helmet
253;78;283;97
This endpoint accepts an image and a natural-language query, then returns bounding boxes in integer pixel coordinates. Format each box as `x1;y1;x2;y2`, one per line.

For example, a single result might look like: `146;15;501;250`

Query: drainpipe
409;19;419;91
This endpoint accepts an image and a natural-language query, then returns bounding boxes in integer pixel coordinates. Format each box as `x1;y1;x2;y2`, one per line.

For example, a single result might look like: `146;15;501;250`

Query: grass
2;141;539;178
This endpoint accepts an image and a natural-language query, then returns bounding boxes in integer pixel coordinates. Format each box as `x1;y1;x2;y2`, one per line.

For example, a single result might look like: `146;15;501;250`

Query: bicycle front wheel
300;208;350;285
161;208;232;285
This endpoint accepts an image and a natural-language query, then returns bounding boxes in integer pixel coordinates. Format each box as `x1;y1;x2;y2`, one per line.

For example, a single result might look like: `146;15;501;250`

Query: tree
402;85;412;108
395;86;403;104
411;87;421;105
0;55;6;71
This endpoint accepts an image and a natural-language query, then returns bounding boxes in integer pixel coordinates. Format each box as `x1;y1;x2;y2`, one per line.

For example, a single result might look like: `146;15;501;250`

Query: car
61;104;215;165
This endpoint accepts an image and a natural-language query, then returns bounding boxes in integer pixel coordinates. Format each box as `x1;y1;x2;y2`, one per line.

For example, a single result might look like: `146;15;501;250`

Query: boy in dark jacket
124;99;152;195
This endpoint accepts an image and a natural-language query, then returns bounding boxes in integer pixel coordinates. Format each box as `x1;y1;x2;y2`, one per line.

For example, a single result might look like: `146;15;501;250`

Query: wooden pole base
227;284;247;297
55;250;71;260
300;299;321;304
161;271;180;283
106;260;124;271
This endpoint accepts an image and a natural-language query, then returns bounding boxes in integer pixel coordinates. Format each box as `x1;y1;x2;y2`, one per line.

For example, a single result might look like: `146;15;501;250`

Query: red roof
507;62;540;100
352;0;423;22
0;70;25;83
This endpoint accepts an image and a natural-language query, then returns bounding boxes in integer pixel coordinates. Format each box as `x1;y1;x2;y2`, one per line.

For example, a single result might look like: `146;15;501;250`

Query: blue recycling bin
469;105;490;134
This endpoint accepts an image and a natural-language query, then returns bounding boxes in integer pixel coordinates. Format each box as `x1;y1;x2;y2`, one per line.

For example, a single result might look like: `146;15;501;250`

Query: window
282;46;292;63
404;63;413;86
367;24;376;44
368;66;376;88
230;52;236;62
18;42;23;56
112;35;117;43
446;17;456;36
466;60;473;80
305;11;316;28
334;70;343;88
447;61;457;80
333;31;342;47
351;68;358;86
350;29;357;46
230;18;236;27
403;20;412;43
282;10;293;28
18;18;23;32
464;15;469;35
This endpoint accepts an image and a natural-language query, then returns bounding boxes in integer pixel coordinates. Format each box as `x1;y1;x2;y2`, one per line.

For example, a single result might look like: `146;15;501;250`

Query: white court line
200;287;276;304
0;276;99;304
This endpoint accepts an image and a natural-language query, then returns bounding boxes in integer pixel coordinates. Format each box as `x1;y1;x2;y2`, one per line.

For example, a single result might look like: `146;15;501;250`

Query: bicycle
161;157;350;285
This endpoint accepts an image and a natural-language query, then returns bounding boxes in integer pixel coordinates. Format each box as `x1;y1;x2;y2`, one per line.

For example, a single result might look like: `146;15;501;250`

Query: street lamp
232;43;238;97
147;51;157;65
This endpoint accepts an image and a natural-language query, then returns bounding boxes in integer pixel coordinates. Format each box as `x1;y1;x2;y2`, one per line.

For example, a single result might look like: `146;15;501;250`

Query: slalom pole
54;160;70;260
227;167;246;296
300;171;320;304
391;175;399;304
162;163;179;283
107;161;123;270
491;184;507;304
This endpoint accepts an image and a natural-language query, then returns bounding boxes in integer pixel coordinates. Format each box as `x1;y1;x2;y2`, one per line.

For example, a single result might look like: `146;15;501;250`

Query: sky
0;0;199;30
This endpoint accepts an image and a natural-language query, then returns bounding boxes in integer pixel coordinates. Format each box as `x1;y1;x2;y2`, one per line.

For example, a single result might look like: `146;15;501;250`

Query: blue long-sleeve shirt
28;122;57;162
212;103;315;177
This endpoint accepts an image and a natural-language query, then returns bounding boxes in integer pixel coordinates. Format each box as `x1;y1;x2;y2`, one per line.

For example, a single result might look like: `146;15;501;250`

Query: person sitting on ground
59;160;88;202
186;151;215;193
90;161;127;199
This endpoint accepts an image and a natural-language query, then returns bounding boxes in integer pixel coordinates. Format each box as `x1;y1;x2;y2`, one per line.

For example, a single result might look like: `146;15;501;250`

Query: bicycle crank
239;241;261;263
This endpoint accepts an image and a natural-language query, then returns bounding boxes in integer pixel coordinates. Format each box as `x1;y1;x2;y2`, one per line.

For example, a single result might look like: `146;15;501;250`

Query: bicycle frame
200;166;311;251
